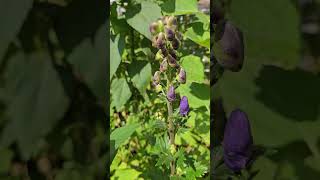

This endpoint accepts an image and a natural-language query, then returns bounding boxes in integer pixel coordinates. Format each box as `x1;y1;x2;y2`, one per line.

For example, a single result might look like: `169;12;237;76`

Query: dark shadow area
255;65;320;121
189;82;210;100
268;141;320;179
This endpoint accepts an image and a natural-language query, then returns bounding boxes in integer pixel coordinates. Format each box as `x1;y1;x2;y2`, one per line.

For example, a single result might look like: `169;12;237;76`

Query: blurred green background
213;0;320;179
0;0;107;179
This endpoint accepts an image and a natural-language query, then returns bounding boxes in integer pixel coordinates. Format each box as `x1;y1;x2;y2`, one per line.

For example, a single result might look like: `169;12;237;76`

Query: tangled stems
150;16;189;176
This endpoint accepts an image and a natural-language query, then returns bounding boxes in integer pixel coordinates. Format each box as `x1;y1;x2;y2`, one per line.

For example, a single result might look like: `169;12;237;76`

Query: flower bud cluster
150;16;189;116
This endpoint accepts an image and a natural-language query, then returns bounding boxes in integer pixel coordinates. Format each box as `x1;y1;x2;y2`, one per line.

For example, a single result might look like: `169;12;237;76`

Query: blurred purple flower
223;109;253;172
167;85;175;102
179;96;189;116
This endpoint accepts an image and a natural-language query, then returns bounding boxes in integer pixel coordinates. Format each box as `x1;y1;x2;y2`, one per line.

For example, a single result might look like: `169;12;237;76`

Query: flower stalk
150;16;190;176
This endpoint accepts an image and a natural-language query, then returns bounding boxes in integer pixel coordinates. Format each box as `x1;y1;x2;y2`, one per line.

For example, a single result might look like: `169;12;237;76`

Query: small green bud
155;84;163;92
155;50;164;61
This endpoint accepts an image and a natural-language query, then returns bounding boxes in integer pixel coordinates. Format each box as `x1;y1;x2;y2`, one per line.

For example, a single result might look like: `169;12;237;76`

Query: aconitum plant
150;16;189;176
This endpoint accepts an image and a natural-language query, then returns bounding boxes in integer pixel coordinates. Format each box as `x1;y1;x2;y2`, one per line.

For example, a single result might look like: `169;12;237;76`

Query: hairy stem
167;99;175;175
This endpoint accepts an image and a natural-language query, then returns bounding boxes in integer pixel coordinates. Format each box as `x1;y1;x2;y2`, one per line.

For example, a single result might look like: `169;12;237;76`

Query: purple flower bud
160;47;168;57
223;109;253;172
179;96;189;116
169;49;177;60
156;32;166;49
171;38;180;50
167;16;177;28
178;68;186;84
152;71;161;85
149;22;158;35
165;27;175;41
214;21;244;72
167;54;177;67
167;85;175;102
160;60;168;72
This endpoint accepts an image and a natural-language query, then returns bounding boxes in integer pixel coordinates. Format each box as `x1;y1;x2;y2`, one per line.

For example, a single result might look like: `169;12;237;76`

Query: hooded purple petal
223;109;253;172
179;96;189;116
167;85;175;102
178;68;186;84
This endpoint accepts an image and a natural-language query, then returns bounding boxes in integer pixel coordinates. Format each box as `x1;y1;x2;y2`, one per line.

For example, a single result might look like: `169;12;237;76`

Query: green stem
167;99;175;175
166;78;176;175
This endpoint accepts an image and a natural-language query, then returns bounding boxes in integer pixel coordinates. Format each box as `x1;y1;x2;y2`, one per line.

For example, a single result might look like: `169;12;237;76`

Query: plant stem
167;99;175;175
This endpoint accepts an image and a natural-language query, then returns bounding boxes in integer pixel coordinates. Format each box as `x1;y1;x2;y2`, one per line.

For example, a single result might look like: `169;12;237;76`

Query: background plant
212;0;320;179
0;0;107;179
110;0;210;179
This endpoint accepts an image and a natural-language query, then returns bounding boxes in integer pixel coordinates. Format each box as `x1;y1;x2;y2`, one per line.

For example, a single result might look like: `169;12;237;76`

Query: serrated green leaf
0;53;69;160
126;1;162;40
110;123;139;149
0;0;32;61
184;22;210;49
180;55;204;83
110;34;125;80
161;0;198;15
68;24;108;102
230;0;300;69
111;78;132;111
128;60;151;95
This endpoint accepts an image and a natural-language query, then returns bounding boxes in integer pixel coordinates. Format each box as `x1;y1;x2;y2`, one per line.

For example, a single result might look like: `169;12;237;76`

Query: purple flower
171;38;180;50
179;96;189;116
167;54;177;67
149;22;158;35
178;68;186;84
223;109;253;172
165;27;175;41
160;60;168;72
156;32;166;49
152;71;161;86
167;85;175;102
214;21;244;72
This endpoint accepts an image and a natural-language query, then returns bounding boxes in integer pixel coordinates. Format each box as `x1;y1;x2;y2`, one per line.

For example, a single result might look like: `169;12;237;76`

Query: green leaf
177;56;209;109
68;24;108;103
110;78;132;111
126;1;162;40
112;168;141;180
128;60;151;95
161;0;198;15
110;123;139;149
177;82;210;109
110;34;125;80
229;0;300;69
0;0;33;61
184;22;210;49
180;55;205;83
0;53;69;160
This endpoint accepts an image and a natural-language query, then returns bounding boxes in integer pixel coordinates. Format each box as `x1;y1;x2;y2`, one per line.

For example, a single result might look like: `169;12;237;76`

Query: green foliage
110;0;210;179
